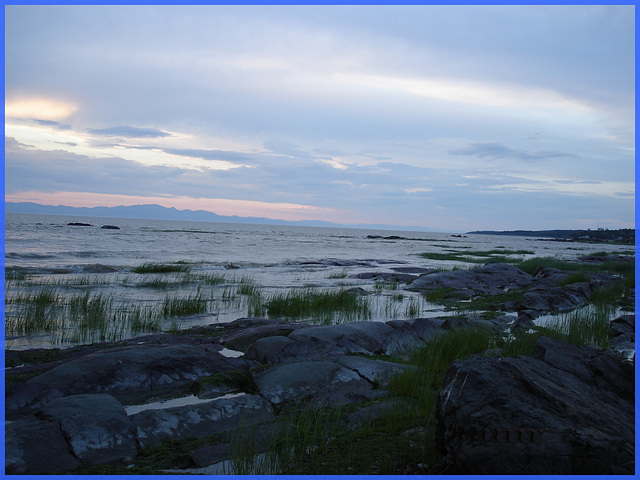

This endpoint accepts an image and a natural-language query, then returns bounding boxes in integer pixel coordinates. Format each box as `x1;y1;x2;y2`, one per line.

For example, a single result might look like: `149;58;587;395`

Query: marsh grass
556;271;591;286
132;263;191;274
162;293;208;317
264;288;371;323
328;268;349;279
68;292;113;335
198;272;228;285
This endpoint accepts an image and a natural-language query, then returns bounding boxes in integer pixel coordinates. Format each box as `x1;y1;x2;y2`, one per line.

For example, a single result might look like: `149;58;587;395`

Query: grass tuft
132;263;191;274
264;288;371;323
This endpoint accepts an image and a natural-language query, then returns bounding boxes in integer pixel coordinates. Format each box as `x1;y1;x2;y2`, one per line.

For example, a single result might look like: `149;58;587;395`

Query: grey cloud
554;179;602;185
160;148;263;165
33;119;72;130
449;142;579;162
89;126;172;138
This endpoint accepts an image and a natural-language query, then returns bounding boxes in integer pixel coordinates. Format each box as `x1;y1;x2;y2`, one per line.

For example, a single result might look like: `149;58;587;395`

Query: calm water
4;213;629;350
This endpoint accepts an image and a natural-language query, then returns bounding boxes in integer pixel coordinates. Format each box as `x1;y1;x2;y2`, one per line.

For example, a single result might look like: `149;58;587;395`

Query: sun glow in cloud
5;98;78;121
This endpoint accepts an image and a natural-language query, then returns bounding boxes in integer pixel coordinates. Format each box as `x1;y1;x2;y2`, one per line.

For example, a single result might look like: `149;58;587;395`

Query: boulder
433;337;634;474
407;263;533;296
100;225;120;230
516;281;600;315
36;394;137;465
132;394;274;449
5;417;81;474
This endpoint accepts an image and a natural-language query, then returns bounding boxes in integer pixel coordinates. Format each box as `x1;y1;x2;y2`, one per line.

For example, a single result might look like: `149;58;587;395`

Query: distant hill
4;202;438;233
468;229;635;245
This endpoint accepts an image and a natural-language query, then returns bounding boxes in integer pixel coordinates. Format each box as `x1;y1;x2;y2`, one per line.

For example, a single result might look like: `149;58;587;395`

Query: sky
4;5;635;232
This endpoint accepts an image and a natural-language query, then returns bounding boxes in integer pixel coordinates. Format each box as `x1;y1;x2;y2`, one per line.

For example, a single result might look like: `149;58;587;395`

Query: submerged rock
433;337;634;474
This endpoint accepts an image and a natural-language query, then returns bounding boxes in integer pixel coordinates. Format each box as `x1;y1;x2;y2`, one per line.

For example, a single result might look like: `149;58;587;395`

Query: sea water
4;213;629;350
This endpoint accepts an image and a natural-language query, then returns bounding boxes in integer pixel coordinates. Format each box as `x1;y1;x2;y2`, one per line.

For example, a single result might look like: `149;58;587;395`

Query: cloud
159;148;262;165
89;126;172;138
448;142;580;162
33;119;72;130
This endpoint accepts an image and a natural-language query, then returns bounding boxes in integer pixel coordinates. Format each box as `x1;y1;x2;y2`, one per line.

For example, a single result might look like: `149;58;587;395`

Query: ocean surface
4;213;630;350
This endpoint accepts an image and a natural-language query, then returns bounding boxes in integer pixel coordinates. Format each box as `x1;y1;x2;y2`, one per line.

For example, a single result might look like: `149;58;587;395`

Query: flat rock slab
252;360;374;405
330;355;420;388
23;344;248;405
132;394;274;449
433;337;634;475
288;321;396;354
219;322;305;351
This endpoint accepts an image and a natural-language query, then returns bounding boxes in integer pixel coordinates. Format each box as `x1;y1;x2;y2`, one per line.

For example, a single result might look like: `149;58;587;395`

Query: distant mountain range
4;202;439;233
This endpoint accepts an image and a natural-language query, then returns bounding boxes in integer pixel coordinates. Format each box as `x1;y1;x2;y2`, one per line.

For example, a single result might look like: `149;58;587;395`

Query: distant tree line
468;228;635;244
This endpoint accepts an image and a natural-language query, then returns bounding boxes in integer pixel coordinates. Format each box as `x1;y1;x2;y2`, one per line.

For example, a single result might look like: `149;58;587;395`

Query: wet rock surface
433;337;635;475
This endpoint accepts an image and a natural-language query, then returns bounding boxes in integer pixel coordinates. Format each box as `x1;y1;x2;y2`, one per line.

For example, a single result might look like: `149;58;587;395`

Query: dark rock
440;314;514;332
67;222;92;226
517;280;600;314
243;335;299;363
100;225;120;229
288;321;396;355
132;394;274;449
392;266;437;274
509;312;536;333
433;337;634;474
330;355;420;388
5;382;64;420
24;344;250;406
252;360;373;406
5;417;81;474
219;322;304;351
407;263;533;296
385;317;442;353
356;272;418;283
37;394;137;465
609;314;635;349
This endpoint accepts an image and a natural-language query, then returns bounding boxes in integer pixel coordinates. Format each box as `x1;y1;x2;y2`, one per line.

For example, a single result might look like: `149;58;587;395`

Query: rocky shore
5;261;635;474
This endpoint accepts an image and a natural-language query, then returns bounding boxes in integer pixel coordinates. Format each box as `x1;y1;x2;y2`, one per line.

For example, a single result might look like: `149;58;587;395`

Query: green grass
556;271;591;286
131;263;191;274
162;293;208;317
264;288;371;323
